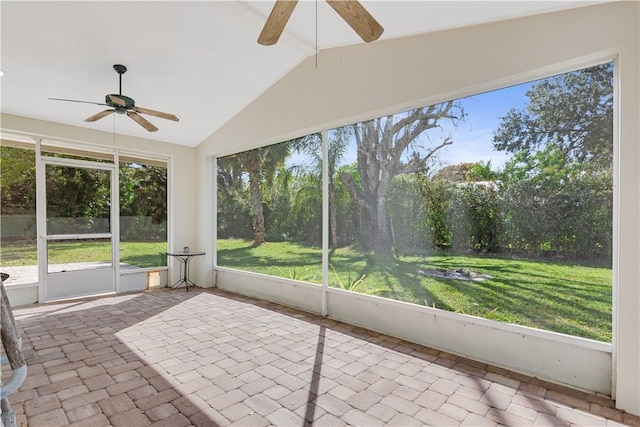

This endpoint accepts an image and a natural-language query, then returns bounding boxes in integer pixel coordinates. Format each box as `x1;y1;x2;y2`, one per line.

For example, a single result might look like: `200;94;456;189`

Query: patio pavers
3;288;638;426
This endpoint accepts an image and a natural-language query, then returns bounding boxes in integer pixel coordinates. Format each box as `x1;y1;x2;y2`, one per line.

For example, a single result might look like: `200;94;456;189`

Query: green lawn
218;239;612;342
2;239;612;341
0;241;167;269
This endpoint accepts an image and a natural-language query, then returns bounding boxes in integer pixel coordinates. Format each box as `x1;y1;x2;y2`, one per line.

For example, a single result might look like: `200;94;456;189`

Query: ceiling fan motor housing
106;94;135;111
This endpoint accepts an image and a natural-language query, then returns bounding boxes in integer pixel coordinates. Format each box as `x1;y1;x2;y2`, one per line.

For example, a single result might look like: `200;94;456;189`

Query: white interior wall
196;2;639;415
0;113;199;292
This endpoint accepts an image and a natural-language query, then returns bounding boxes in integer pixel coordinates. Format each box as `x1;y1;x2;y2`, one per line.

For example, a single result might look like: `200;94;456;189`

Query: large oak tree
341;102;463;257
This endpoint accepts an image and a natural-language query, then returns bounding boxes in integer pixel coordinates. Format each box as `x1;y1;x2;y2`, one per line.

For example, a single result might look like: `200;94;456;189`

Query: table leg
171;255;196;291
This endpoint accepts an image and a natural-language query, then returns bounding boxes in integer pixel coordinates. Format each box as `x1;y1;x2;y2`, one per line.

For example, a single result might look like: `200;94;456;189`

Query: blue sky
330;81;533;173
436;83;532;170
287;81;534;172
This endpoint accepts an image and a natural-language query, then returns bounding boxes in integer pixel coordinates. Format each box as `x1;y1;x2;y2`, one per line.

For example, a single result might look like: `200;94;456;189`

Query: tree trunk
329;186;339;248
248;170;265;246
346;103;460;258
372;194;393;258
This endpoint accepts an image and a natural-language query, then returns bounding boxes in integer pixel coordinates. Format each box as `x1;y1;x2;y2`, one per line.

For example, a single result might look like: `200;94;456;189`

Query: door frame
36;150;119;301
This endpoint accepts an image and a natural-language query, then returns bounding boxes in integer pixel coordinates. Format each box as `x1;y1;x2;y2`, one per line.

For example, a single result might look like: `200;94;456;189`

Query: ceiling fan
48;64;179;132
258;0;384;46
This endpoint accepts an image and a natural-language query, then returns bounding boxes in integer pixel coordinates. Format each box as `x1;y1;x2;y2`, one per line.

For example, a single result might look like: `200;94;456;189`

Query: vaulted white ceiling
1;1;602;147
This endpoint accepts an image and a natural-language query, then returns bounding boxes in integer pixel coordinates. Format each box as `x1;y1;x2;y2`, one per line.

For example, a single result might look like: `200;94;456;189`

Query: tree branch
340;171;366;206
398;137;454;174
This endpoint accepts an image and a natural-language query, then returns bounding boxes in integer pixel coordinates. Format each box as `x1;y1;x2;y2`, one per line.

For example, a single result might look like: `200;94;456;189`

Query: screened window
119;159;168;268
216;137;322;283
215;62;614;342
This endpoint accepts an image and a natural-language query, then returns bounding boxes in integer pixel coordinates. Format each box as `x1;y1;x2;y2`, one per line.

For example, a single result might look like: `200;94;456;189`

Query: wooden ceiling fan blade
134;106;180;122
127;111;158;132
48;97;107;106
258;0;299;46
84;109;115;122
107;94;127;107
326;0;384;42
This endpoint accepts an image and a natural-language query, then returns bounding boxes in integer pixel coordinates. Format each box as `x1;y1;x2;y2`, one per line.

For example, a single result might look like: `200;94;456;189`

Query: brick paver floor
3;288;639;426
